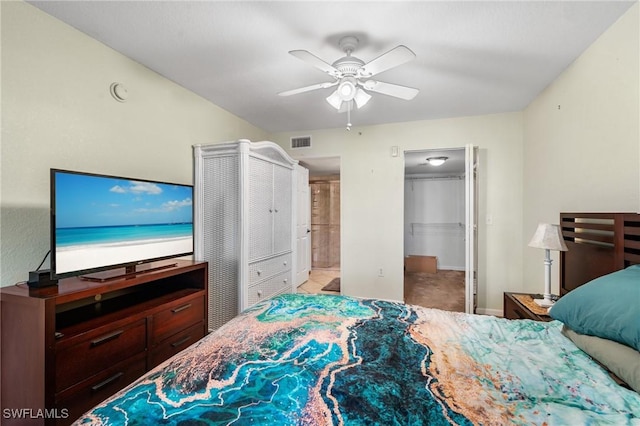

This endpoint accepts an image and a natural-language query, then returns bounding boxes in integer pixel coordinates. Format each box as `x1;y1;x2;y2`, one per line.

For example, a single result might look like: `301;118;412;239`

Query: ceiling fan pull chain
346;102;352;131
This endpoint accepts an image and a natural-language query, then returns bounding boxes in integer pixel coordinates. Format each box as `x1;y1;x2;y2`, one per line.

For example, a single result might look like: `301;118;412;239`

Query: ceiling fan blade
358;45;416;77
278;81;338;97
289;50;342;78
361;80;419;100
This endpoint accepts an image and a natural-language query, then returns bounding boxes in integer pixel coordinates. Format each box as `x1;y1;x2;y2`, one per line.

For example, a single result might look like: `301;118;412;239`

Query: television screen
51;169;194;279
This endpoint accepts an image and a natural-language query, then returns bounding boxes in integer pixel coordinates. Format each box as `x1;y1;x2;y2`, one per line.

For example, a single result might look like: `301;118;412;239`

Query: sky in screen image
55;172;193;229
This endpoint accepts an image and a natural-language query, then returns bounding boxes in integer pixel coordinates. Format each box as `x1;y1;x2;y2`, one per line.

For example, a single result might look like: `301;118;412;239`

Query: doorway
295;156;341;295
403;147;477;313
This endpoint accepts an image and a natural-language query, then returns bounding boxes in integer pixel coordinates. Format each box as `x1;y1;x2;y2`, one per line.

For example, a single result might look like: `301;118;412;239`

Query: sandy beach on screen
55;237;193;275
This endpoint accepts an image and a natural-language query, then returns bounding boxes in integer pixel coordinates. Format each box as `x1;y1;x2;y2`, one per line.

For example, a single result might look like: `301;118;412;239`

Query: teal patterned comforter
76;294;640;425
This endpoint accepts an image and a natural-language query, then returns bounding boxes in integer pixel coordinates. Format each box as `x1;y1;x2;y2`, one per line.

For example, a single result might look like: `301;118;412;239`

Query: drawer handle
283;261;287;266
91;330;124;347
257;290;263;297
172;303;192;314
91;372;124;392
171;335;192;348
257;270;262;276
283;279;288;284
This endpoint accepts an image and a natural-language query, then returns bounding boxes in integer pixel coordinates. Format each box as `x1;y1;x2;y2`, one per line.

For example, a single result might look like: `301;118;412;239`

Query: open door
465;144;478;314
295;165;311;286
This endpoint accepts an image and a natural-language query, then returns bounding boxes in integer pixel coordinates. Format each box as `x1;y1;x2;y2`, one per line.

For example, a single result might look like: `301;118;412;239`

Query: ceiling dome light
425;156;448;166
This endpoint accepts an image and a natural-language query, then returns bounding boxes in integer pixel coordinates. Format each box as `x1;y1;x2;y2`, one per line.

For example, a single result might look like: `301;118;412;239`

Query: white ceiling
28;1;635;136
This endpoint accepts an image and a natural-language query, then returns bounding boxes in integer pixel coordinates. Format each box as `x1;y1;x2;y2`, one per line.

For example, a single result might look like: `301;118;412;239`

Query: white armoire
194;139;298;330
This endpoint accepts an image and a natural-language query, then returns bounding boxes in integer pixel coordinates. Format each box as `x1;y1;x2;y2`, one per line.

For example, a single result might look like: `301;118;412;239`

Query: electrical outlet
378;268;384;277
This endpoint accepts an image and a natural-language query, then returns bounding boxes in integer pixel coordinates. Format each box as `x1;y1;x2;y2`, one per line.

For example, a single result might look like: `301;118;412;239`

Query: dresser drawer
150;294;205;346
248;253;292;285
148;322;205;369
504;294;533;320
503;293;551;321
248;271;292;306
56;319;146;393
55;352;146;425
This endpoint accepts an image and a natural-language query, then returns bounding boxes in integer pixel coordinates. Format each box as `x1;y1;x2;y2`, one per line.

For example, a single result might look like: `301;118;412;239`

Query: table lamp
528;223;568;307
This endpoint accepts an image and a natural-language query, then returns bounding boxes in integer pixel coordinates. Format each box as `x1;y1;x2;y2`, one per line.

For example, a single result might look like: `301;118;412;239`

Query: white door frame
464;144;478;314
295;165;311;286
403;146;478;313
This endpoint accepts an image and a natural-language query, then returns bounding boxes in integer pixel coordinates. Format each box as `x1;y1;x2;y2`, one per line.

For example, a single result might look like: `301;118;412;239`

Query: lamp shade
528;223;568;251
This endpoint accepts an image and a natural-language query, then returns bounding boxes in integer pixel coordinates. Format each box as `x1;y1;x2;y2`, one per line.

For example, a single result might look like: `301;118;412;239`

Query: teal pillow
549;264;640;351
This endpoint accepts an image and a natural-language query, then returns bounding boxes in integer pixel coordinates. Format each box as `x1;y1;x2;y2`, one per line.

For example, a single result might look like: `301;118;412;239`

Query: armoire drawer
248;253;292;285
55;318;146;393
150;294;205;346
248;271;292;306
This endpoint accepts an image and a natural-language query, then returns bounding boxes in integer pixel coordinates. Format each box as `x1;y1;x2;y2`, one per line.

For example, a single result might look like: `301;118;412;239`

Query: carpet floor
404;270;465;313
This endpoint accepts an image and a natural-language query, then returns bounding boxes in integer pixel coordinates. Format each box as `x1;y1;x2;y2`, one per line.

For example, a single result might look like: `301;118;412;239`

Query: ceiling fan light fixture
354;88;372;109
337;77;357;101
425;156;448;166
339;81;355;98
326;89;343;110
327;77;362;110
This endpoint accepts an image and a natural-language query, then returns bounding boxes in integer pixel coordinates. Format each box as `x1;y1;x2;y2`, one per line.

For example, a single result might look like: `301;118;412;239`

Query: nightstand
503;292;553;322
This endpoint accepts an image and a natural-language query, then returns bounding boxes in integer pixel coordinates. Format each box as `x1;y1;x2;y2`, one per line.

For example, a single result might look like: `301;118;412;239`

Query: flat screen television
51;169;194;281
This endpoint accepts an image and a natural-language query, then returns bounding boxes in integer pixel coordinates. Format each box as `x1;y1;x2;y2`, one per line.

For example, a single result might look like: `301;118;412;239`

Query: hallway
298;269;465;313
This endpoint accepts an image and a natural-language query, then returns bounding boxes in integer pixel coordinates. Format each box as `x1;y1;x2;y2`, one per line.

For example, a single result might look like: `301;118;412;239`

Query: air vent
291;136;311;149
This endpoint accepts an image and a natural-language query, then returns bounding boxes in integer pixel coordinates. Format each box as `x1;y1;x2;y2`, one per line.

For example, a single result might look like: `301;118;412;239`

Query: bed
75;213;640;425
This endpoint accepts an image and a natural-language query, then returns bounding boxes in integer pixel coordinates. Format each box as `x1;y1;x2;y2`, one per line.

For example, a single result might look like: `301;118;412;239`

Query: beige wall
271;112;524;313
2;1;637;314
0;2;267;286
271;3;639;312
522;3;640;295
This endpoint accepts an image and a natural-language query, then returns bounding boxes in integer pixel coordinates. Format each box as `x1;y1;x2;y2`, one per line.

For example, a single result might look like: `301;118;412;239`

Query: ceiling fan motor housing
333;35;365;76
332;56;365;76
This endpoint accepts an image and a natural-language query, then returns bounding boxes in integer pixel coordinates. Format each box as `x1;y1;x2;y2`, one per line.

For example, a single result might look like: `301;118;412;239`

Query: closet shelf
410;222;464;236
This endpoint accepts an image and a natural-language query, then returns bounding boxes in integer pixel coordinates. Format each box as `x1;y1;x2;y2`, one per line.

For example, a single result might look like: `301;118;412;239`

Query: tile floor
297;269;341;294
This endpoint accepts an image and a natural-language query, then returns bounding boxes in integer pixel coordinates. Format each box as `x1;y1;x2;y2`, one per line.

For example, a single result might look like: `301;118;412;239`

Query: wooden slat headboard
560;212;640;295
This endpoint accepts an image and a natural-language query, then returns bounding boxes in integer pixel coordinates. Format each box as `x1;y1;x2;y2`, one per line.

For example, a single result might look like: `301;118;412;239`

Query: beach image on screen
54;172;193;275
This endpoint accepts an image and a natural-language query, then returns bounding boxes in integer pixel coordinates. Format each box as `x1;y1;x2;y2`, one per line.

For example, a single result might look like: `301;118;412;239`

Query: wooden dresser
0;259;208;425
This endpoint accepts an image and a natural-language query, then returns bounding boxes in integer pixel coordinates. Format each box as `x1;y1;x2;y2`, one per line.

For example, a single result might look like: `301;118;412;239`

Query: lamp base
533;298;555;308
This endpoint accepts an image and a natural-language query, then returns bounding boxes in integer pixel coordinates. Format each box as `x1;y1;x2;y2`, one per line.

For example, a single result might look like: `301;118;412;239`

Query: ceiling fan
278;36;419;115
